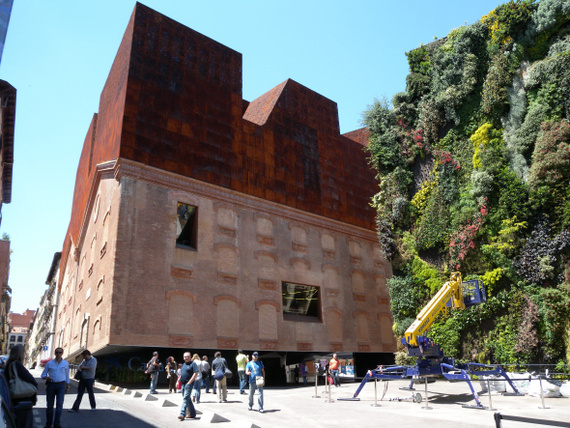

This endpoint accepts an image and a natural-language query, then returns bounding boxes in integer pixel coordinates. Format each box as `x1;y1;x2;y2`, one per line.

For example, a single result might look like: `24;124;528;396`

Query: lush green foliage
366;0;570;364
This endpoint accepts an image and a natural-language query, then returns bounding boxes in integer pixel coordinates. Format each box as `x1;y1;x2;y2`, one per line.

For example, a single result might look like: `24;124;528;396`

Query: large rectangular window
282;282;321;322
176;203;197;250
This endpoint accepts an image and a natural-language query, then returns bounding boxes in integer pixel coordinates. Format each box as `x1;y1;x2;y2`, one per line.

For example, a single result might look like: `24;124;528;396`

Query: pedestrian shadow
34;380;112;396
36;407;159;427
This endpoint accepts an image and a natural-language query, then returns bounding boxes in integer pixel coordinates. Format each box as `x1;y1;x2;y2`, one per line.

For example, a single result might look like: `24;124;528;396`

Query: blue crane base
351;361;522;409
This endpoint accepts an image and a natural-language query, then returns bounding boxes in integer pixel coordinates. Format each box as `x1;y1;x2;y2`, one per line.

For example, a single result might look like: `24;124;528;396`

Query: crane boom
403;272;465;347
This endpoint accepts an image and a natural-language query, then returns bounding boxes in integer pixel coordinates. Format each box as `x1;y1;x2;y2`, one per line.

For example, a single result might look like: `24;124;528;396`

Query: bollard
325;375;334;403
486;378;494;411
422;377;432;410
538;377;549;409
371;377;381;407
312;374;320;398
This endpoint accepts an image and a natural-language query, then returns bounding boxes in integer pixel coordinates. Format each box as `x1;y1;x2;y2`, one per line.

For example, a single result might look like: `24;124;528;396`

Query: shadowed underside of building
55;2;396;374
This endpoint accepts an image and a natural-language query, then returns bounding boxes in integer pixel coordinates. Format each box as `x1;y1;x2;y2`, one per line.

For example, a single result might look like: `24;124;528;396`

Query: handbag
74;369;83;380
251;362;264;387
224;367;233;379
9;363;38;399
255;375;265;387
214;366;224;381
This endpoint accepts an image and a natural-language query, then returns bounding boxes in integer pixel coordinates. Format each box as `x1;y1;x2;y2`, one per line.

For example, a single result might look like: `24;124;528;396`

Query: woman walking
166;356;178;393
190;354;203;403
5;344;38;428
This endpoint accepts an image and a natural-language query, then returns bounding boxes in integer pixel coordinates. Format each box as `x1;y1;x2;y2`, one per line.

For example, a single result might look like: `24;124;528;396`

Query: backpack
146;359;156;374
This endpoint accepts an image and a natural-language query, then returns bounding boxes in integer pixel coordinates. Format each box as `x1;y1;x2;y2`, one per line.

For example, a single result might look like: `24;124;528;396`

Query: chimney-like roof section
243;80;288;126
343;127;370;147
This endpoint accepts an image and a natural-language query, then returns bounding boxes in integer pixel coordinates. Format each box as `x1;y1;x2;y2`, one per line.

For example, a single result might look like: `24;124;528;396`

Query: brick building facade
55;3;395;373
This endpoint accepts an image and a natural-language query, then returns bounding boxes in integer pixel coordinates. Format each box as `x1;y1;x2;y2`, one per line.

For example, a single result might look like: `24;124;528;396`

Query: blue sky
1;0;505;314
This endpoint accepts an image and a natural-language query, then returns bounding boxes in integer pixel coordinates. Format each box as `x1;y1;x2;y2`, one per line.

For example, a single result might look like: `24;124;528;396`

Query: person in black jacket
5;344;38;428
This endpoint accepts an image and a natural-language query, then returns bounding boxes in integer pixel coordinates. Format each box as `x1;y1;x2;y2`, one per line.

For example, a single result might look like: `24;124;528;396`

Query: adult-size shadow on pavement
33;373;158;427
35;407;160;428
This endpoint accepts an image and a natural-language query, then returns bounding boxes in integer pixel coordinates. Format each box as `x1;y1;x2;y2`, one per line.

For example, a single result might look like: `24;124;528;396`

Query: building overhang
0;80;15;214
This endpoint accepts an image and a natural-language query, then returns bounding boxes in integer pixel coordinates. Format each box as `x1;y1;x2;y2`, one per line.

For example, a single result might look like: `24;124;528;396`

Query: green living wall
365;0;570;366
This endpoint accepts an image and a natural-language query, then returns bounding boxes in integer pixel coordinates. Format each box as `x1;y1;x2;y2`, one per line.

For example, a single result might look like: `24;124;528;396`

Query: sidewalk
88;377;570;427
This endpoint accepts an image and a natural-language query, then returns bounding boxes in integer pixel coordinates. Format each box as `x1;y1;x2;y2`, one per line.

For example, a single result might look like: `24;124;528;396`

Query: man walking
41;347;70;428
245;352;265;413
146;351;162;394
211;351;228;402
69;349;97;412
178;352;197;420
329;353;340;387
236;349;248;394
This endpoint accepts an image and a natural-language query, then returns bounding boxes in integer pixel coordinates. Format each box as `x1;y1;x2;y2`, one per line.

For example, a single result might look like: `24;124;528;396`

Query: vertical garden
365;0;570;366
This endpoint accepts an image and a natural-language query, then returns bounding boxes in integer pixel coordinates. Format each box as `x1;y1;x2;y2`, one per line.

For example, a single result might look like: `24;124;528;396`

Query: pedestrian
190;354;203;403
210;357;217;394
178;352;197;420
5;344;37;428
211;351;228;403
145;351;162;394
329;353;340;387
166;356;178;393
177;363;182;393
41;347;70;428
294;364;299;384
300;362;308;386
236;349;247;394
245;352;265;413
201;355;211;393
69;349;97;412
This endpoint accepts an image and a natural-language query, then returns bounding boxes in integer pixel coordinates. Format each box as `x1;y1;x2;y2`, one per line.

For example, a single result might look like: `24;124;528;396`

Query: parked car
39;358;52;368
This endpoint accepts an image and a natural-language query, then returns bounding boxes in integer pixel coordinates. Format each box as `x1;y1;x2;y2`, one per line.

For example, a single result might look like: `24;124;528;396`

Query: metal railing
494;413;570;427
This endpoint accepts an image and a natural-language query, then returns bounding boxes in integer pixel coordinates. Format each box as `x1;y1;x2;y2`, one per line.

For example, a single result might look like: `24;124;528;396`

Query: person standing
329;353;340;387
210;357;217;395
211;351;228;403
69;350;97;412
236;349;247;395
146;351;162;394
201;355;211;393
245;352;265;413
41;347;70;428
190;354;203;403
294;364;300;384
300;362;308;386
166;356;178;393
5;344;37;428
178;352;197;420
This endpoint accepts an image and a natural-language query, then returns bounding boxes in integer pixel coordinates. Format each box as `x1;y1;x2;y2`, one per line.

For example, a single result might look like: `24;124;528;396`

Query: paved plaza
30;368;570;427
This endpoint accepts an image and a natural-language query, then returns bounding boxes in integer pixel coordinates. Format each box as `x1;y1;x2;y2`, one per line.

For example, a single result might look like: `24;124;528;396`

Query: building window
176;203;197;250
17;336;23;342
282;282;321;322
9;336;14;342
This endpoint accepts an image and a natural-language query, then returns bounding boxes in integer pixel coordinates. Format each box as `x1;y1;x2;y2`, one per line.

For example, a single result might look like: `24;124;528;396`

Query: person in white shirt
41;347;70;428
